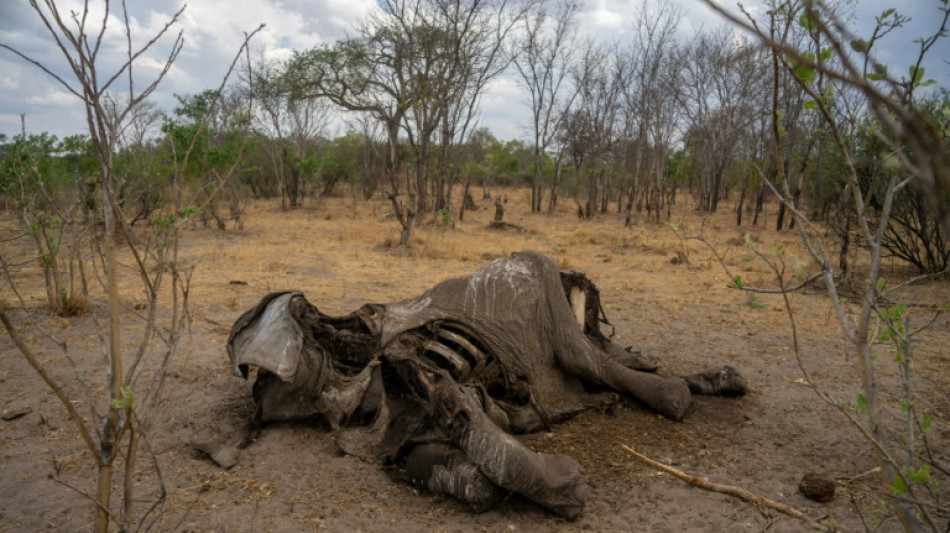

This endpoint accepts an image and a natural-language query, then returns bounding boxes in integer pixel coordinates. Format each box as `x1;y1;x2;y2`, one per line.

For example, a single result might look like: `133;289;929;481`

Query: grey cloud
1;0;947;141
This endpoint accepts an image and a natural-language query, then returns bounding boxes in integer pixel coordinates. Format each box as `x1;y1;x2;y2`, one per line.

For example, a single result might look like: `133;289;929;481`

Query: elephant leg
389;358;588;519
404;443;506;512
684;366;747;395
555;344;692;421
446;388;587;520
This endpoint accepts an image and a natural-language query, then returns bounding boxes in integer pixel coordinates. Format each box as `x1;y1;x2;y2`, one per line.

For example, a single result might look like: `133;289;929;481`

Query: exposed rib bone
424;340;471;377
436;328;486;367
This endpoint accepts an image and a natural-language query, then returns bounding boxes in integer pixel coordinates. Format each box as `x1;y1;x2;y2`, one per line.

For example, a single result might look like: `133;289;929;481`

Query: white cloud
580;0;626;33
27;90;76;106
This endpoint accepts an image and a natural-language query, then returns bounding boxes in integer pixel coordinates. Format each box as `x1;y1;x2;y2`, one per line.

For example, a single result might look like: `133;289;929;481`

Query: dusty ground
1;188;948;532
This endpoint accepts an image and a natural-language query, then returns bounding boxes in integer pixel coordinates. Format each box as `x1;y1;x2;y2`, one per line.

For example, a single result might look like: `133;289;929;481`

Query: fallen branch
488;220;528;233
617;442;837;532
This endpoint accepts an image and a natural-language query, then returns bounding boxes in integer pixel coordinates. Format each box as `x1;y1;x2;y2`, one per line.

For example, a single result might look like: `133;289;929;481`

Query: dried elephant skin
227;250;747;519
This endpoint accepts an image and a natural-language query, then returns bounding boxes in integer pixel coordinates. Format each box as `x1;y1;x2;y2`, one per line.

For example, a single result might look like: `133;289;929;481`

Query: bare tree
251;51;331;209
512;0;580;213
676;28;769;212
347;113;385;200
698;1;950;531
287;23;415;243
115;99;165;225
0;3;261;531
568;40;627;218
619;0;683;225
431;0;527;216
289;0;522;243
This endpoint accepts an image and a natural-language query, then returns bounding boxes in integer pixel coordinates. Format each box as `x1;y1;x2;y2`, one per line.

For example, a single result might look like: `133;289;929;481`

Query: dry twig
618;442;838;532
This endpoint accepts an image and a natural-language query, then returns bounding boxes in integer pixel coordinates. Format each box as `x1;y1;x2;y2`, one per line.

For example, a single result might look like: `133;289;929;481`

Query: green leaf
889;302;908;319
898;399;909;412
882;152;901;171
867;72;884;81
822;81;835;100
794;64;816;83
908;464;931;485
922;414;932;430
178;205;196;219
850;39;868;53
891;474;907;494
111;386;134;409
804;99;816;110
819;47;833;62
798;12;818;31
876;327;895;343
909;65;925;85
731;275;743;289
855;394;867;411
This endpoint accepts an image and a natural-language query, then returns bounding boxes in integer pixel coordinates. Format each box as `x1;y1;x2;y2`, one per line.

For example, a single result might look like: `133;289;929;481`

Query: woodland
1;0;949;531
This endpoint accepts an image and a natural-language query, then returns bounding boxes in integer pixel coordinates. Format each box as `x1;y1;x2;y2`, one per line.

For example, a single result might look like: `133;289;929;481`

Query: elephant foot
684;366;747;396
652;376;692;421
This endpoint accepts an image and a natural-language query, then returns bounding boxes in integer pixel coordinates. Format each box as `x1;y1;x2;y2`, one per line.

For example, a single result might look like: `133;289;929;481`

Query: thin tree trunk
710;165;723;212
459;181;471;221
737;171;748;226
547;157;562;213
98;167;121;533
532;146;543;213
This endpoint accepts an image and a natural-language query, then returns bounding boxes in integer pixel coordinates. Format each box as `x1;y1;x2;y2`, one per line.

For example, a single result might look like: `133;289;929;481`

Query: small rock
1;406;33;421
799;473;835;503
192;441;240;469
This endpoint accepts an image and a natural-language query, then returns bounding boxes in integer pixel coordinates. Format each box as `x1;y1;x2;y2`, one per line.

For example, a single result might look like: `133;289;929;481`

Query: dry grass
3;186;943;345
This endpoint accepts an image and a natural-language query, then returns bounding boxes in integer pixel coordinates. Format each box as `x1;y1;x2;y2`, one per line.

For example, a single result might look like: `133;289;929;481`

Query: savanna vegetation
1;0;949;531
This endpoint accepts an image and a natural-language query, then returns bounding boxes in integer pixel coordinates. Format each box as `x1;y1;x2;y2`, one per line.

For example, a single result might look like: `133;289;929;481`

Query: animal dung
799;473;835;503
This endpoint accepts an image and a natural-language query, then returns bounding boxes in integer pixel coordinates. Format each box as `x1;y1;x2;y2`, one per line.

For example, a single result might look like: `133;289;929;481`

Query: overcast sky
1;0;947;142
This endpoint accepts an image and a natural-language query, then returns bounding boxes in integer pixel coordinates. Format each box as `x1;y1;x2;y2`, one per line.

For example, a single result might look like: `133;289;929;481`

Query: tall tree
569;41;627;218
512;0;580;213
619;0;683;224
677;28;768;212
431;0;526;215
289;0;522;243
251;52;330;209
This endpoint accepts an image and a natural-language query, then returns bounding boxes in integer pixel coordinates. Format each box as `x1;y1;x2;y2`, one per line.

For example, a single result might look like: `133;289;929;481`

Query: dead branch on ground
618;442;837;532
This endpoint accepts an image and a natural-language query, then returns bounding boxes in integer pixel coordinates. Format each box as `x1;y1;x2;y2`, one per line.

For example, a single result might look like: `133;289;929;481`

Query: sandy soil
1;190;948;532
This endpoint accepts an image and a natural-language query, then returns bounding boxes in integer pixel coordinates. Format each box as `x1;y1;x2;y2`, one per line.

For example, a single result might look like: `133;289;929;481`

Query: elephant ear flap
227;291;304;382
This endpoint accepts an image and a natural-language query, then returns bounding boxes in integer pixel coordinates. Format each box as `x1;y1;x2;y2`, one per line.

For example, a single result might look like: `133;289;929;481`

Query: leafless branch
618;442;836;532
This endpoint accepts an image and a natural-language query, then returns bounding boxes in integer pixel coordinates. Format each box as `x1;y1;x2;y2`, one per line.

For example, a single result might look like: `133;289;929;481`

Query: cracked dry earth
2;192;948;532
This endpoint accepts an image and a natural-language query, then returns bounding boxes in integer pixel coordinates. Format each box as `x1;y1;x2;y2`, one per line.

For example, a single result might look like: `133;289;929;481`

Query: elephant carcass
226;250;746;519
